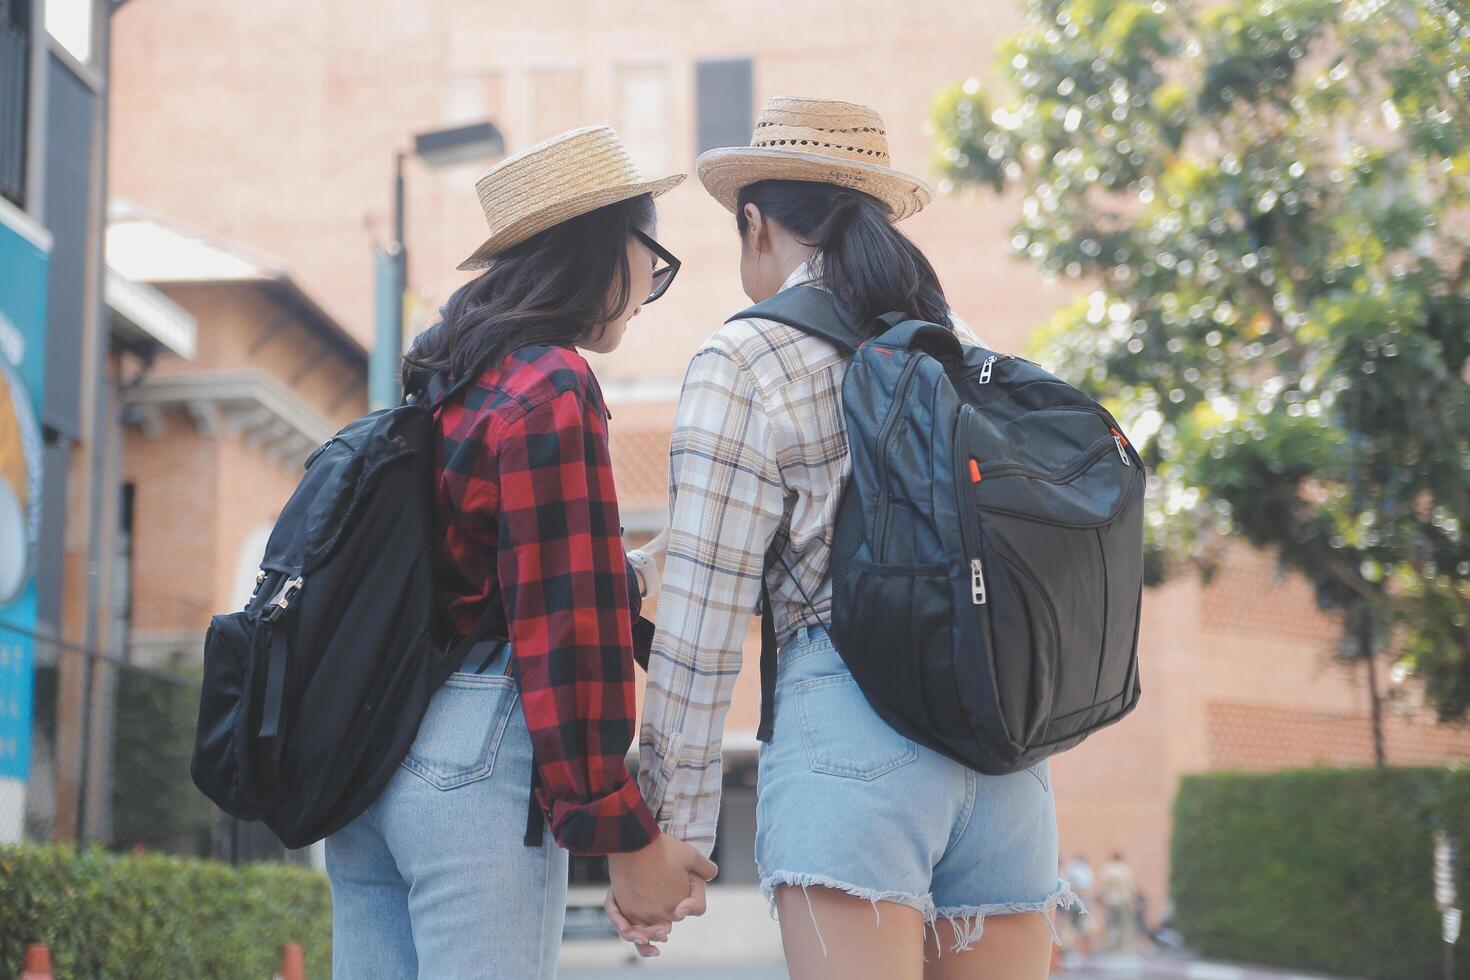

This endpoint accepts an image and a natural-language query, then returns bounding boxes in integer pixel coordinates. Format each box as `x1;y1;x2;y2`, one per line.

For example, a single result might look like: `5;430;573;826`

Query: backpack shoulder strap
418;347;502;414
728;284;868;353
869;316;966;366
732;285;864;743
420;371;453;409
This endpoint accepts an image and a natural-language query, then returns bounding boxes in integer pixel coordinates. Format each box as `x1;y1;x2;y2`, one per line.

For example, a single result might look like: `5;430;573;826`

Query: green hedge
111;663;215;853
0;844;331;979
1172;767;1470;980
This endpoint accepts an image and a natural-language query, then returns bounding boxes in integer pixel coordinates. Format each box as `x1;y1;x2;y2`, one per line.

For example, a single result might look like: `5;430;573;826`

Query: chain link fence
0;619;303;864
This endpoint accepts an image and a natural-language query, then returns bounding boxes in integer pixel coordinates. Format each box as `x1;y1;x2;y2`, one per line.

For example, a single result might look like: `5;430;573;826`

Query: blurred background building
0;0;365;861
1;0;1466;965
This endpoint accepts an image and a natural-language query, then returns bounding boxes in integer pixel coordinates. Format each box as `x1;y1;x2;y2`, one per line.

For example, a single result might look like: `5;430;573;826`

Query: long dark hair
402;193;656;392
736;180;951;334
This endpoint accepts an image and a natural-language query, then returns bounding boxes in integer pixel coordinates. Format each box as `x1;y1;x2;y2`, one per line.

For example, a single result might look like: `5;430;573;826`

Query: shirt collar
779;258;821;292
768;257;981;346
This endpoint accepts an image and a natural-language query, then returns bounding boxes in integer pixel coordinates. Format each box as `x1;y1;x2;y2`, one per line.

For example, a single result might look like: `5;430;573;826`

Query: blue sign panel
0;208;50;782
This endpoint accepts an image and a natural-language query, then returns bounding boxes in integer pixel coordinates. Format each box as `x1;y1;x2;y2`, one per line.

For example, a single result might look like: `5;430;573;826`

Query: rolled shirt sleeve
496;388;661;855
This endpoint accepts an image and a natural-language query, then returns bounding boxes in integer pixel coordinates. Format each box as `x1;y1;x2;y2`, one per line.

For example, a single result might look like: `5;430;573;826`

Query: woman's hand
606;833;717;927
602;891;666;958
604;874;710;957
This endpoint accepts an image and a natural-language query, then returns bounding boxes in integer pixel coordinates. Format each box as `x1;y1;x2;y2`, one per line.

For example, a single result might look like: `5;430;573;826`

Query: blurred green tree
933;0;1470;736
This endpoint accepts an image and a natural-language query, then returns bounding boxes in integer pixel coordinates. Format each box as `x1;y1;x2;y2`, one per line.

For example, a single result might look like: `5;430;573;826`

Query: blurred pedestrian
1062;852;1095;954
1097;851;1140;953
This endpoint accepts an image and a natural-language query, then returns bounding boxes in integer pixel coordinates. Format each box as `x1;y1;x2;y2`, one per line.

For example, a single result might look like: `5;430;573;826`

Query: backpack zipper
261;575;305;623
955;405;987;605
975;436;1118;485
1045;404;1137;467
978;355;998;384
873;354;925;561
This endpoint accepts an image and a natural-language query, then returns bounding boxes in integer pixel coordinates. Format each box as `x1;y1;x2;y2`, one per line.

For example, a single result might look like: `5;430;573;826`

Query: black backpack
742;287;1145;774
190;370;500;849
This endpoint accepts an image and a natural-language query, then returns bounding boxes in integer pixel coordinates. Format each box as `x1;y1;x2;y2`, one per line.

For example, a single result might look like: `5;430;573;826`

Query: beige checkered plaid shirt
637;263;978;853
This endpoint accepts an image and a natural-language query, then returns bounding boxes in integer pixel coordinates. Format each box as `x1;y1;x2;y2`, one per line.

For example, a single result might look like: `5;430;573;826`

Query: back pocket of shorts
796;674;918;780
401;675;517;790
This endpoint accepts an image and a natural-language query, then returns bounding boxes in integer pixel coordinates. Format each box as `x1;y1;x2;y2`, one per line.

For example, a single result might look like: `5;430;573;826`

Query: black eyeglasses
632;227;681;305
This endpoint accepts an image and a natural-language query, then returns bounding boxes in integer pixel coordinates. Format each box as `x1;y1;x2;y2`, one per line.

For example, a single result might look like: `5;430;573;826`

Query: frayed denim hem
934;879;1087;953
758;869;1084;958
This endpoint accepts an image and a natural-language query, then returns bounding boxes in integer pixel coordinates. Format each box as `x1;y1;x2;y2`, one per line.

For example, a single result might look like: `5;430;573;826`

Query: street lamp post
371;122;504;411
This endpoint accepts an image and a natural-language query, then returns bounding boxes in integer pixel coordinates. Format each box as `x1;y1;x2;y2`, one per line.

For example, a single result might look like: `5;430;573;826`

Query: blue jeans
326;644;568;978
756;627;1083;951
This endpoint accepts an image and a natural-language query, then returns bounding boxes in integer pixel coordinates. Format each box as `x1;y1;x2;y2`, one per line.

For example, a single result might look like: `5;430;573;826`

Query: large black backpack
190;371;499;849
742;287;1145;774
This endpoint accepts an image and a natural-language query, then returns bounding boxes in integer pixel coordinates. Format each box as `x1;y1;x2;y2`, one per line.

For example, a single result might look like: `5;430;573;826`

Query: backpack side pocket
191;613;265;820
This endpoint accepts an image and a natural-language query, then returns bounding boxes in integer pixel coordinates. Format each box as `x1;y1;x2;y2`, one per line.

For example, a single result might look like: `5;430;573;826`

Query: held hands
603;874;708;958
604;833;717;958
611;524;690;957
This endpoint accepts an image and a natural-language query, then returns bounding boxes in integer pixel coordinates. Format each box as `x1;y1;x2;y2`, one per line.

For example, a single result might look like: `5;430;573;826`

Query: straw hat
457;126;686;271
696;96;932;221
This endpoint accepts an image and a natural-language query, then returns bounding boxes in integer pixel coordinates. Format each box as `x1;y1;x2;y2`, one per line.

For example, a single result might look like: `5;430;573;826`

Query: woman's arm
495;387;662;856
637;344;786;856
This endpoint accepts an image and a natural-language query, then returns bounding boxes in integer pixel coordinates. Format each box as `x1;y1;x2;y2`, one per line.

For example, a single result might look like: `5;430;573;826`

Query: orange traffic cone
19;945;53;980
274;942;305;980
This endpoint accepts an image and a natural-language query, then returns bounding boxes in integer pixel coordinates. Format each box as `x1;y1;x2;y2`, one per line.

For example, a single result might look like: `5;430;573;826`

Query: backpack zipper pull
978;355;998;385
1111;428;1131;466
971;559;988;605
263;575;305;623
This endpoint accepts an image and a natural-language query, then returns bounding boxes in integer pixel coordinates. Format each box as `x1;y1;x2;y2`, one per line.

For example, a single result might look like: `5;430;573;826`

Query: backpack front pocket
400;674;517;791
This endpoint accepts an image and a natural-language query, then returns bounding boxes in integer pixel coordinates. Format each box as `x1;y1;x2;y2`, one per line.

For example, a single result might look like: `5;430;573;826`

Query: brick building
103;0;1470;938
14;203;372;860
106;203;368;664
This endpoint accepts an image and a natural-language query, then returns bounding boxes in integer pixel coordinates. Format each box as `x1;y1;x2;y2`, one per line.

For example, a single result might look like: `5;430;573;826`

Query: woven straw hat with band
458;125;686;271
696;96;932;222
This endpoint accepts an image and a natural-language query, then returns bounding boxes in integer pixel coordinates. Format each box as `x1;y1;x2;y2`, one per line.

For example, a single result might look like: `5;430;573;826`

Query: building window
45;0;91;65
0;0;31;206
695;58;753;156
442;70;504;130
613;64;669;176
527;67;584;146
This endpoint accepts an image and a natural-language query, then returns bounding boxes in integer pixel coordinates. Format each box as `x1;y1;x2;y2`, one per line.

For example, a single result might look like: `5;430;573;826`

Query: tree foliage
934;0;1470;718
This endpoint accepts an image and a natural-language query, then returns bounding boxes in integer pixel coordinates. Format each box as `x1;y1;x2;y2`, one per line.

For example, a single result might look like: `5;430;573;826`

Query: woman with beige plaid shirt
605;97;1081;979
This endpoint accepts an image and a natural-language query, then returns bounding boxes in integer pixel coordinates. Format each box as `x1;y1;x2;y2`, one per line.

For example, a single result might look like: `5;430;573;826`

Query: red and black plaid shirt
434;345;659;856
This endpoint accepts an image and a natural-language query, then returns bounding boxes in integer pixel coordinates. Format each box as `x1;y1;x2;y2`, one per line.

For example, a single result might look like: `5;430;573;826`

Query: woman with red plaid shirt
324;127;714;979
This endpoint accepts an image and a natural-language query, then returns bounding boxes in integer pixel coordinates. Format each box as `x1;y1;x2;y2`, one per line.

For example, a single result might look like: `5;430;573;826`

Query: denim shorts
755;627;1084;951
326;643;568;978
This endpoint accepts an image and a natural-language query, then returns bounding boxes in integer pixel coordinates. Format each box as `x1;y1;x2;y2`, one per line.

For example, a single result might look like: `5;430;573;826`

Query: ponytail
735;180;951;335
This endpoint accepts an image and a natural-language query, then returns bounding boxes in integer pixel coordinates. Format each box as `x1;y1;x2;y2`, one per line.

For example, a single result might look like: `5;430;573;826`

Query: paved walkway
564;968;783;980
563;953;1359;979
1061;953;1357;979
